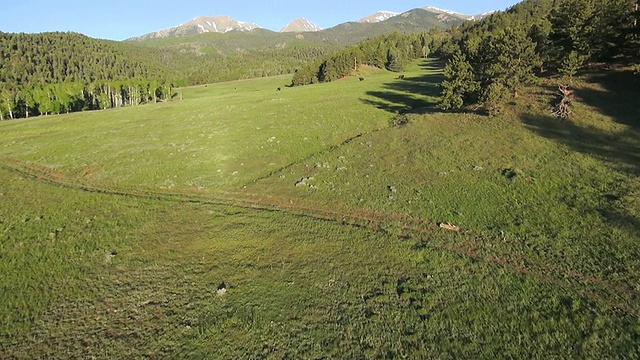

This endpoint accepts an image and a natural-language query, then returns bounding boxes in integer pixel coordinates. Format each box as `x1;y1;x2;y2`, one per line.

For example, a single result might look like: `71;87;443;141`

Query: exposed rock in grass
438;223;461;232
48;227;64;239
295;177;314;187
217;282;227;297
105;250;117;263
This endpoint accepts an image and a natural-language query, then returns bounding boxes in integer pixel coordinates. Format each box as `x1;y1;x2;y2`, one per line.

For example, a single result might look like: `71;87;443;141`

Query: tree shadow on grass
521;112;640;236
520;70;640;236
523;70;640;177
361;60;445;114
574;71;640;130
520;113;639;176
418;59;446;72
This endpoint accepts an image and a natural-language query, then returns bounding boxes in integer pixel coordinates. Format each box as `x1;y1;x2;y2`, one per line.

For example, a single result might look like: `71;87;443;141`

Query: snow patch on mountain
468;11;498;21
422;6;466;17
422;6;496;21
357;11;400;23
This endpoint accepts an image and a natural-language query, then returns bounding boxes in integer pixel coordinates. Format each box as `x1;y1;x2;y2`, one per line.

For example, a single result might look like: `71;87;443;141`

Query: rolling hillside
2;0;640;356
1;59;638;358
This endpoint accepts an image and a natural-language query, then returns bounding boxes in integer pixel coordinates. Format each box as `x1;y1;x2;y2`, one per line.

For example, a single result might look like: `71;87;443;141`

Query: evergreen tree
439;51;479;110
558;51;589;82
480;82;510;117
478;28;540;98
385;47;404;72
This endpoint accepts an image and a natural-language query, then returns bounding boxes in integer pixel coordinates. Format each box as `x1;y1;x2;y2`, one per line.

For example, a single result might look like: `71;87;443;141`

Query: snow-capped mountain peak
127;5;497;41
280;18;322;33
186;16;260;33
127;15;260;41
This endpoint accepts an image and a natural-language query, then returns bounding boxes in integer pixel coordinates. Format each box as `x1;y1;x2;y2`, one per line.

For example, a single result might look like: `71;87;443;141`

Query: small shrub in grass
390;114;410;127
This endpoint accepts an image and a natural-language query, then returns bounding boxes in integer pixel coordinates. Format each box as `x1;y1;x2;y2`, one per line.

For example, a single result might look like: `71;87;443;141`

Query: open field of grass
1;60;639;358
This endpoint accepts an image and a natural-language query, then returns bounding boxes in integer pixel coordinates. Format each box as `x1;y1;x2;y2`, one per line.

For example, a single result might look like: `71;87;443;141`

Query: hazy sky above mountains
3;0;521;40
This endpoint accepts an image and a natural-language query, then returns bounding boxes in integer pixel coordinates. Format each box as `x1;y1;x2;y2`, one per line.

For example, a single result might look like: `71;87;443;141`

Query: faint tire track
1;158;638;315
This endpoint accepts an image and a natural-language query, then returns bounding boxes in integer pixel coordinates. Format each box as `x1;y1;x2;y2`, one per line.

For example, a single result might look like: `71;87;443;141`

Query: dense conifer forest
437;0;640;115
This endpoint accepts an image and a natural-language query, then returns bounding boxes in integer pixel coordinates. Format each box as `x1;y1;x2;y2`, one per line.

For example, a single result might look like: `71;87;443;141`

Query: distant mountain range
127;5;496;41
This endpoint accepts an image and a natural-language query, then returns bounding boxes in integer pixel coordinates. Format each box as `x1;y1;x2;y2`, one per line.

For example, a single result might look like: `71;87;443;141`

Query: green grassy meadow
1;60;639;358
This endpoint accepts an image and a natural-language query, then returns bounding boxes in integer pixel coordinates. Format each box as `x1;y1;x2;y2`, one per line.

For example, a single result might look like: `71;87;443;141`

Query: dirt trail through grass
3;157;637;316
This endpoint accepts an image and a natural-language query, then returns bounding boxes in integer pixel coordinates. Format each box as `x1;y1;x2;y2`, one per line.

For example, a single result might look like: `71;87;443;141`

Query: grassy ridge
1;60;639;358
0;71;390;191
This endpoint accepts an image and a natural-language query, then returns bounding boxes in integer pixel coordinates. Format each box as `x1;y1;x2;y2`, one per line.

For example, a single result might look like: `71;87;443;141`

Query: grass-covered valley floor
1;60;639;358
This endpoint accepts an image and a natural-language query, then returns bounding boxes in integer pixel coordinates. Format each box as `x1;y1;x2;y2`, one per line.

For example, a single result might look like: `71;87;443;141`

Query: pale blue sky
1;1;521;40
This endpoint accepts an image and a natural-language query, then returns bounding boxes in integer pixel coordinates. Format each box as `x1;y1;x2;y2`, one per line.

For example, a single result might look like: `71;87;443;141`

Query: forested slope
437;0;640;115
0;32;179;119
0;32;171;85
290;31;442;86
0;31;333;119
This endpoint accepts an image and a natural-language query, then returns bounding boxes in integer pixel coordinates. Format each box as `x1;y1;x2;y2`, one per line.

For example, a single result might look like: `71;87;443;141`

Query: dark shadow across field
521;112;640;234
361;59;444;114
521;71;640;177
521;113;639;176
576;70;640;130
520;70;640;236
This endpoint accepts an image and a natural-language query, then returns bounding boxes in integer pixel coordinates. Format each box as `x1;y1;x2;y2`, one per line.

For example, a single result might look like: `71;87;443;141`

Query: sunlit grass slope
0;60;638;358
0;70;396;191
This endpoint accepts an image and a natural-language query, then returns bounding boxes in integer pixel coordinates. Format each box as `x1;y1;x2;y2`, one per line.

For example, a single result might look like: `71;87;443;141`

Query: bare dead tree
552;85;573;119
